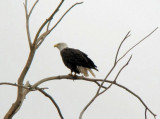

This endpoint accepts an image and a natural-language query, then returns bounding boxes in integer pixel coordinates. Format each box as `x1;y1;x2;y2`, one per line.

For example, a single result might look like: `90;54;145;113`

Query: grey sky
0;0;160;119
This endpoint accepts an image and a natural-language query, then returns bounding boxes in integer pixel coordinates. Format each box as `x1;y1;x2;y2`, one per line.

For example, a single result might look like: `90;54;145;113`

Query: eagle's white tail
77;66;96;77
87;68;96;77
77;66;89;77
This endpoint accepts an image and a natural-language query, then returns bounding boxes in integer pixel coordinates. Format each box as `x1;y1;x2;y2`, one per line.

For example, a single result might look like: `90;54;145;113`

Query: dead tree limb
36;87;64;119
79;27;158;119
1;74;156;119
0;82;30;90
117;27;158;62
36;2;83;49
99;55;132;95
4;0;83;118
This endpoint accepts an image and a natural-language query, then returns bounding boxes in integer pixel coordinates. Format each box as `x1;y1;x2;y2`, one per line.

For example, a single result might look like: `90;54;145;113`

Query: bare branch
1;81;60;118
145;108;147;119
117;27;158;62
32;0;65;47
36;87;64;119
79;95;97;119
94;81;108;89
2;75;156;118
116;83;156;118
99;55;132;95
79;27;158;119
115;55;132;82
23;0;32;49
0;82;48;91
0;82;30;90
95;31;131;95
79;56;132;119
95;32;131;95
47;20;52;31
4;49;36;119
49;2;83;32
36;31;50;49
5;1;84;117
96;61;116;94
23;1;28;18
115;31;131;62
28;0;39;17
35;2;83;49
24;75;155;118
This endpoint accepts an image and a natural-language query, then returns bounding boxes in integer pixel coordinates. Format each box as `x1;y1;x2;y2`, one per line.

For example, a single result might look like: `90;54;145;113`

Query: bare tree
0;0;158;119
2;0;83;119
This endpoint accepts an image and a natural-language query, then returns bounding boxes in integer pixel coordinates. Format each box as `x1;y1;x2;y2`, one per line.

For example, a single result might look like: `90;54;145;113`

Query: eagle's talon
74;73;77;77
68;73;73;76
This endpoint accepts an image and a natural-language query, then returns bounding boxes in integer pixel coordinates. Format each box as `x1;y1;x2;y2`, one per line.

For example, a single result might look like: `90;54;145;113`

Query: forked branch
4;0;83;118
96;30;131;95
23;0;40;49
35;2;83;49
99;55;132;95
32;0;65;47
115;31;131;62
31;75;156;118
79;55;132;119
117;27;158;62
79;27;158;119
1;75;156;119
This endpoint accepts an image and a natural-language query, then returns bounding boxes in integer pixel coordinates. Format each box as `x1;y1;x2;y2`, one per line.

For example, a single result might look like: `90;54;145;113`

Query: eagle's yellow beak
54;44;58;47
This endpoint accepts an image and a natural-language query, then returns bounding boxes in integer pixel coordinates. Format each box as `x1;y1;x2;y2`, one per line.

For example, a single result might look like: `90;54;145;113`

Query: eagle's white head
54;42;68;51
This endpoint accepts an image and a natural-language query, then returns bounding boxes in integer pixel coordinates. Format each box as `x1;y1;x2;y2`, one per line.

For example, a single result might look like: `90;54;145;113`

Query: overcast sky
0;0;160;119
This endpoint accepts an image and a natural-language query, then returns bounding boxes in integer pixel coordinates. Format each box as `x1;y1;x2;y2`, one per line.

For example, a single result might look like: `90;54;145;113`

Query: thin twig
96;62;116;94
23;0;32;49
79;55;132;119
115;82;156;117
115;55;132;82
117;27;158;62
79;27;158;119
49;2;83;32
96;31;131;95
115;31;131;62
0;82;30;90
35;2;83;49
0;82;49;91
145;108;147;119
79;95;97;119
28;0;39;17
99;55;132;95
94;81;108;89
36;31;50;49
36;87;64;119
32;0;65;47
47;20;52;31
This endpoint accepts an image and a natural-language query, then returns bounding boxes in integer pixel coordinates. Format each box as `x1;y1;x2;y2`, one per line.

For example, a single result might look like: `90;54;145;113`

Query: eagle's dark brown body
60;48;98;74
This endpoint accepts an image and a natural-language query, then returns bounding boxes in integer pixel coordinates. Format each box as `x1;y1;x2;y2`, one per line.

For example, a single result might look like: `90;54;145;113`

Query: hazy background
0;0;160;119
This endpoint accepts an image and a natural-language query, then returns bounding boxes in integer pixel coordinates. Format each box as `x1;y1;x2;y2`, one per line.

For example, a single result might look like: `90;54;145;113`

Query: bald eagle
54;43;98;77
